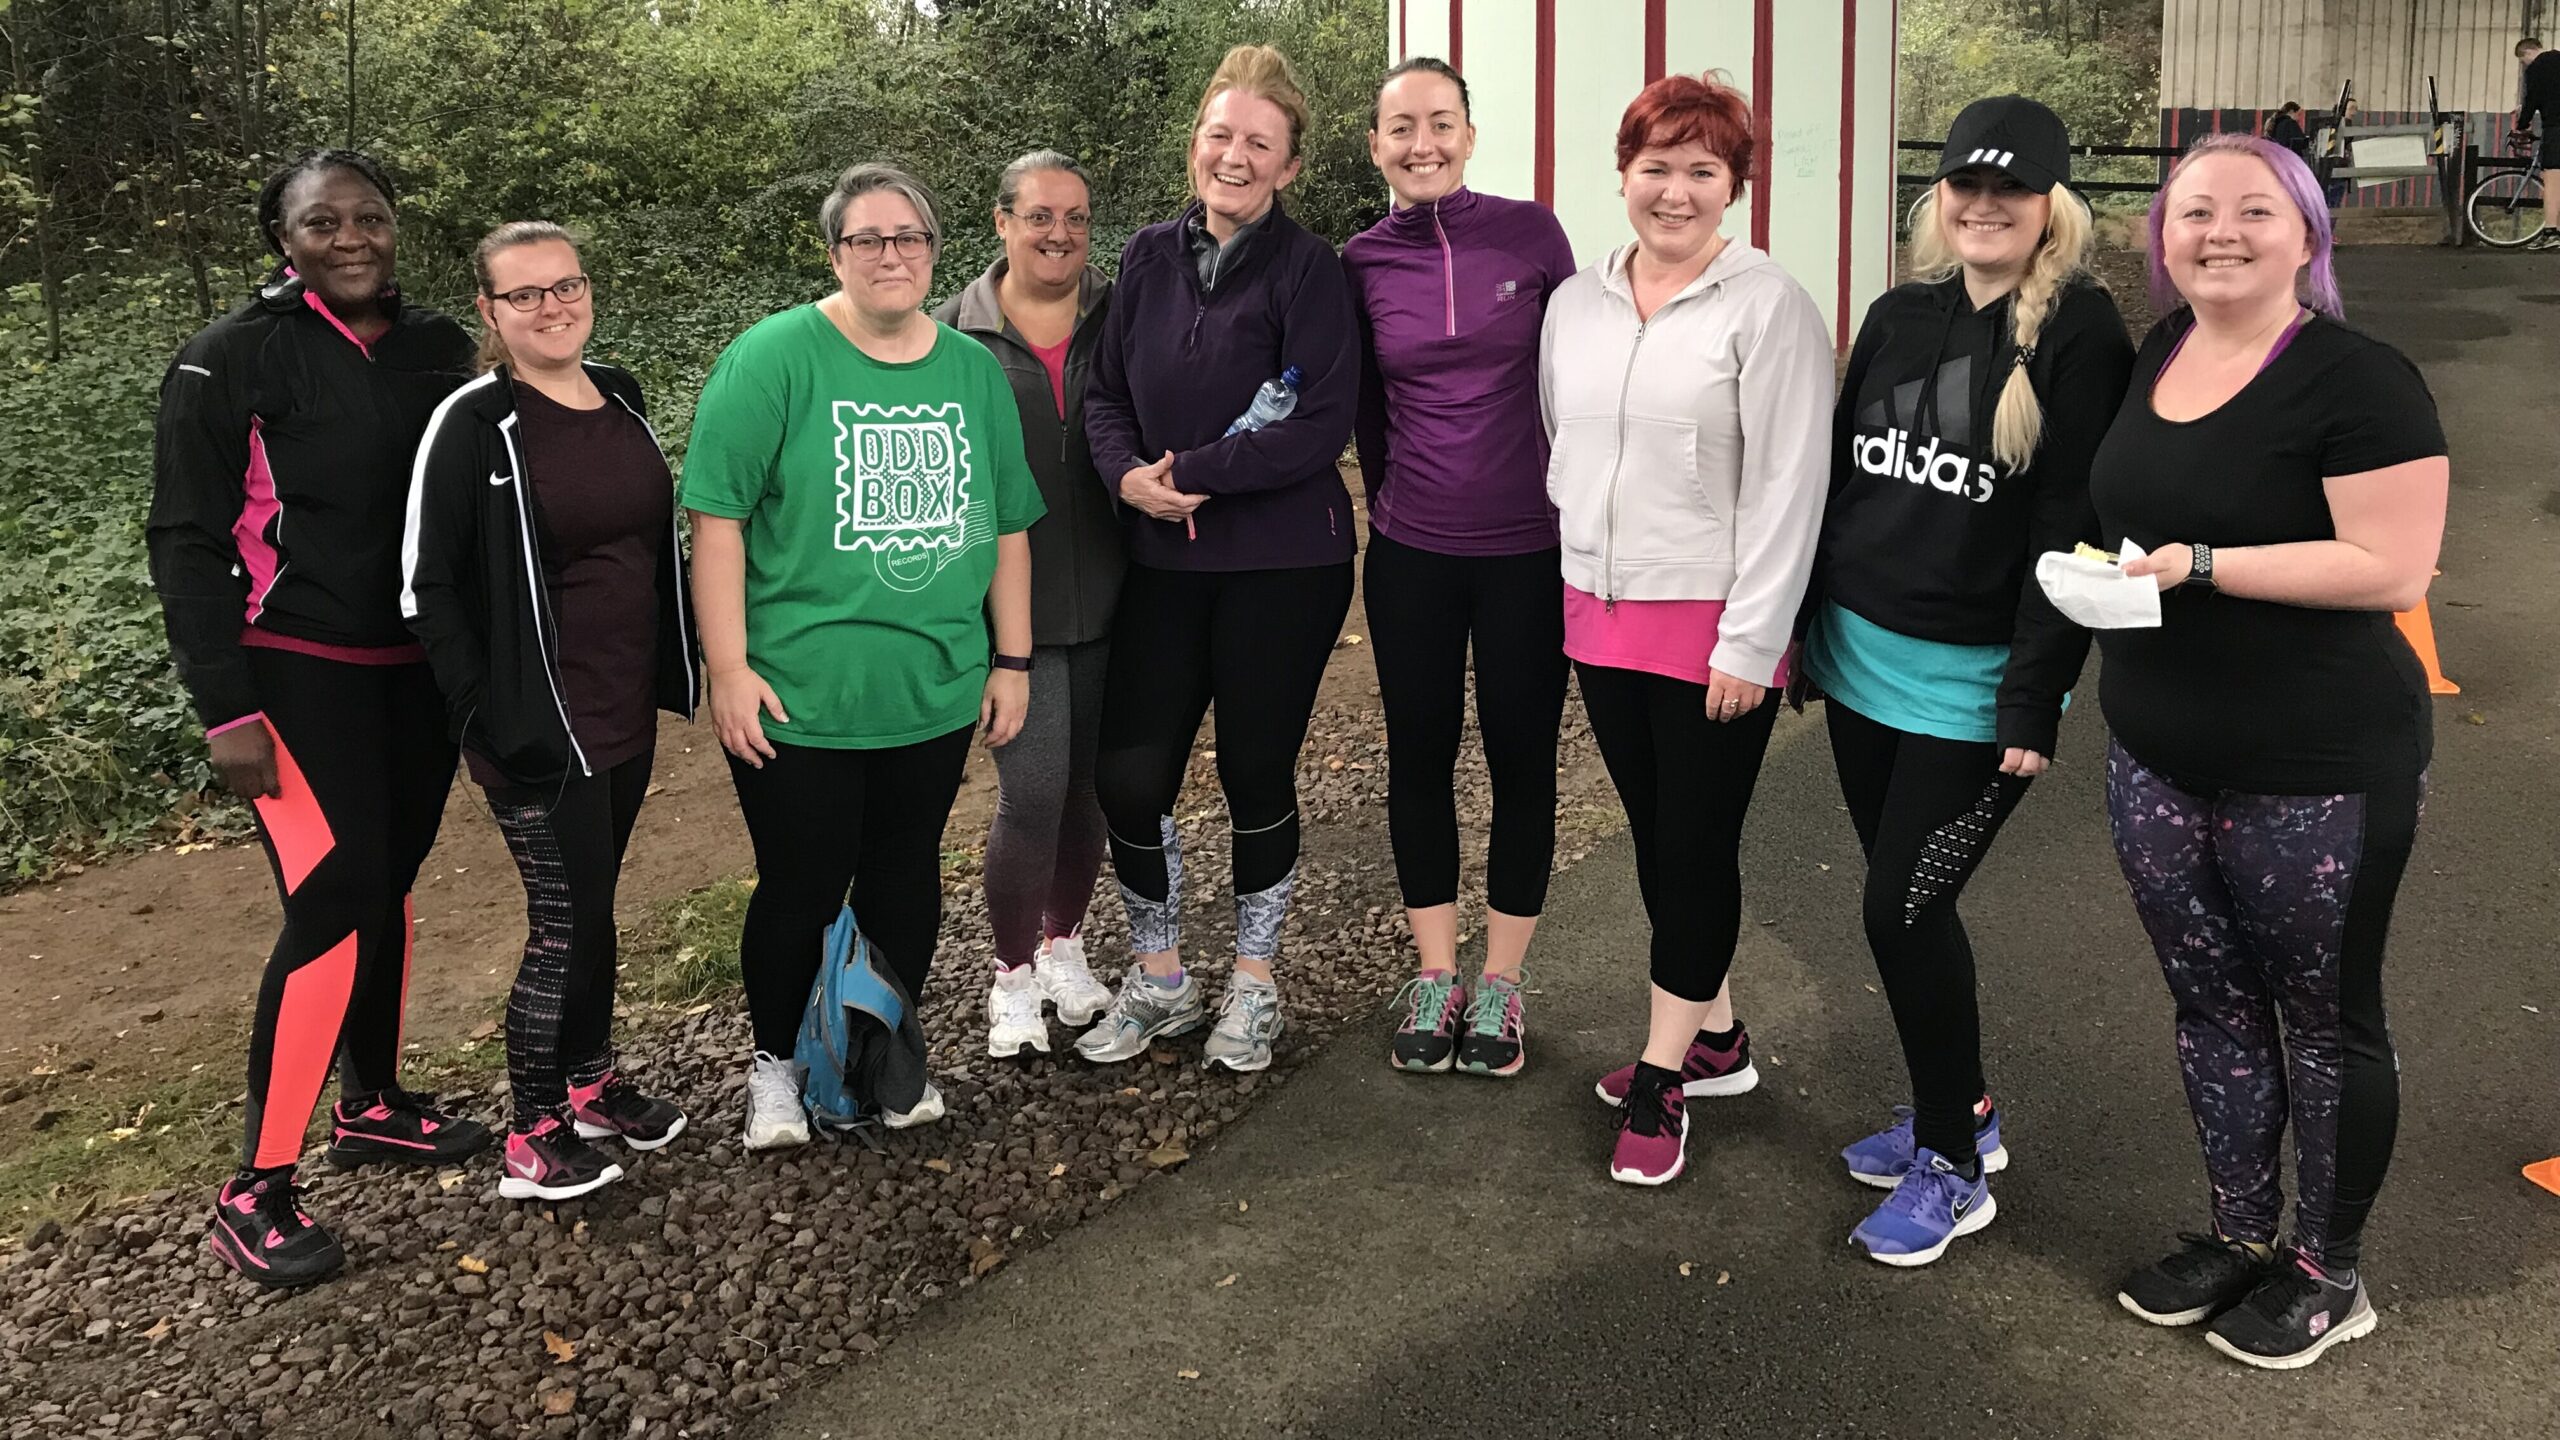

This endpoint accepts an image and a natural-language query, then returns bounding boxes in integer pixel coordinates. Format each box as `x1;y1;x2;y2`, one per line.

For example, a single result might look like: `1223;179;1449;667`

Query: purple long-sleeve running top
1083;198;1359;572
1343;186;1579;556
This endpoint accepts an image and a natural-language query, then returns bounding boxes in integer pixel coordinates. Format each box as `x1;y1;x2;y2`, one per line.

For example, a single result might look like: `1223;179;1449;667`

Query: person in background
1345;56;1578;1080
403;221;698;1203
151;148;485;1286
932;151;1123;1057
1076;44;1359;1074
1541;73;1834;1186
2265;102;2312;167
2096;133;2448;1370
2513;38;2560;248
682;162;1042;1150
1805;96;2135;1266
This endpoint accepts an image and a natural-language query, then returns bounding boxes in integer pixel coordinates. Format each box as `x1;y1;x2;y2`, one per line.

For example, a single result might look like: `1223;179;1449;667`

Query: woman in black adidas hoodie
1797;98;2134;1267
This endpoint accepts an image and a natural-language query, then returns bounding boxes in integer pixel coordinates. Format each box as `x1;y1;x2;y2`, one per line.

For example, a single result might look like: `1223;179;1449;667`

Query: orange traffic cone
2394;598;2459;696
2526;1156;2560;1197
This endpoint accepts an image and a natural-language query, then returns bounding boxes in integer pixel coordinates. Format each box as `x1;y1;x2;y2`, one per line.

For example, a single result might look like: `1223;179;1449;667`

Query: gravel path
1;693;1623;1440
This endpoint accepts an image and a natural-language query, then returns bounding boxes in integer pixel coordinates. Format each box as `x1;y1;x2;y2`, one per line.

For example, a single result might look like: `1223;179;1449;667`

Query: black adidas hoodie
1819;272;2135;756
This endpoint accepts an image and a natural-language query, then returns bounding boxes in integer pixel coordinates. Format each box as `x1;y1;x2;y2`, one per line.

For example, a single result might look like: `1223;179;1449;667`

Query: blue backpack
793;905;929;1135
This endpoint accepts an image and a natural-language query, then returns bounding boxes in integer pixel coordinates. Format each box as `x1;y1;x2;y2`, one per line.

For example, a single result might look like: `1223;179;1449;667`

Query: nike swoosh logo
489;471;511;487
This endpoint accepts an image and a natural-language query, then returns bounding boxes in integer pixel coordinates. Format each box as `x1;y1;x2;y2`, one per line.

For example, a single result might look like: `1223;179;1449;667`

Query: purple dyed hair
2146;132;2343;319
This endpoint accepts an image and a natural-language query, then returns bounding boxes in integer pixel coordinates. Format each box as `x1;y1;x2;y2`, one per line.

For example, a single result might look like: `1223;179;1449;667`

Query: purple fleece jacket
1344;188;1578;556
1083;199;1359;572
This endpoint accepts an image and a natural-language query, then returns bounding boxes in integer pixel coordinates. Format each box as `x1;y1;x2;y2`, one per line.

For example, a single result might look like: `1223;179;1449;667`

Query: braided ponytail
1987;185;2093;473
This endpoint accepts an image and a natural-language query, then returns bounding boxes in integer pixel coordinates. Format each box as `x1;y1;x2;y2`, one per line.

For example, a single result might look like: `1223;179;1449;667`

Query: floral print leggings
2105;741;2424;1271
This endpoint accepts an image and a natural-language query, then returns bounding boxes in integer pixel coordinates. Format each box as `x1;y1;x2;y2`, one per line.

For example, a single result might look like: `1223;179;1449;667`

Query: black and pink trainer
325;1087;492;1169
206;1171;344;1288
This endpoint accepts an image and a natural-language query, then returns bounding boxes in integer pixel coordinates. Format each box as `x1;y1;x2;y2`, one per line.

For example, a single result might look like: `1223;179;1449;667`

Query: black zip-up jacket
147;274;475;731
931;261;1124;646
1820;272;2136;756
400;363;698;787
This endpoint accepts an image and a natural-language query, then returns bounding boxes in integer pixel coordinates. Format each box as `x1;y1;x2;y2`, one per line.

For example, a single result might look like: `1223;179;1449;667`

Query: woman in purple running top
1344;58;1577;1082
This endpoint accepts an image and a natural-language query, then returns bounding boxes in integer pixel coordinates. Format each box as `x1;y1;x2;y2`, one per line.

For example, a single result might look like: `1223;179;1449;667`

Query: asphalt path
754;248;2557;1440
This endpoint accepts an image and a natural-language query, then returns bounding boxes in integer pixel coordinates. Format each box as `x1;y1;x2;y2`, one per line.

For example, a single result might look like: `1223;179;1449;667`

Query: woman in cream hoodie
1544;72;1833;1188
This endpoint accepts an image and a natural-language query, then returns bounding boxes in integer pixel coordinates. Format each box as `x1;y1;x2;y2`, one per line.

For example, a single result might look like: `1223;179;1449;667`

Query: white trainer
743;1050;810;1151
883;1080;946;1130
987;967;1052;1058
1036;934;1113;1028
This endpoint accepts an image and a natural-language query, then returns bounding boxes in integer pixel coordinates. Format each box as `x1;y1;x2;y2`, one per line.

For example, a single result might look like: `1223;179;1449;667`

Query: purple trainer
1608;1066;1690;1185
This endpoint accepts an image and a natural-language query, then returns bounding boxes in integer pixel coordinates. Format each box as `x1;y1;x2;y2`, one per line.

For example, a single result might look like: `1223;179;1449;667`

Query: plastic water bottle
1224;365;1303;436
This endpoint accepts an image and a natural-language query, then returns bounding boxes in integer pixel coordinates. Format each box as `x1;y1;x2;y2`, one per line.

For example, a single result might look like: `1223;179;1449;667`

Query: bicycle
2464;131;2548;248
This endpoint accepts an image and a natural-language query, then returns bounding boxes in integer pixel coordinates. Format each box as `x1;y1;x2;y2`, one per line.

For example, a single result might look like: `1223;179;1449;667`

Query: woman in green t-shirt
680;162;1044;1152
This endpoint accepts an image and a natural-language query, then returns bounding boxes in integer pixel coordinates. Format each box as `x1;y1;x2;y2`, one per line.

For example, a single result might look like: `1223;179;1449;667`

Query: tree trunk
344;0;357;148
162;0;216;317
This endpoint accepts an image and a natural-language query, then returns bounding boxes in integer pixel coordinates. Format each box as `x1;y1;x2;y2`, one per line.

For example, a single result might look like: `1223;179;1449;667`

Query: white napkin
2035;539;2162;630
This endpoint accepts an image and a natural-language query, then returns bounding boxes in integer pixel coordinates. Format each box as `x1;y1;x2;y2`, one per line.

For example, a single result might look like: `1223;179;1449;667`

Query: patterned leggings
2105;742;2423;1270
488;748;653;1131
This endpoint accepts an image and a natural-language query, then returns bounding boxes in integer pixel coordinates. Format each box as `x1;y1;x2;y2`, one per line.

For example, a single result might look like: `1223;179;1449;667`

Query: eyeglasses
833;230;936;261
1001;208;1092;235
486;275;590;311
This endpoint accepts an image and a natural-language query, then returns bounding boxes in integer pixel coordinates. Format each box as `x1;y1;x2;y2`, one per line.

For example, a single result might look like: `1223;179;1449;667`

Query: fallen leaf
682;1002;713;1017
1149;1047;1178;1065
437;1171;465;1192
142;1316;173;1342
1117;1086;1143;1098
1145;1141;1190;1169
2462;711;2486;726
1236;1199;1249;1213
923;1158;954;1174
572;1219;589;1244
543;1330;577;1364
1215;1273;1238;1288
644;783;666;797
969;1235;1005;1278
456;1254;490;1275
467;1020;499;1042
1678;1261;1694;1277
542;1387;577;1416
1177;1368;1201;1380
1339;633;1364;646
1048;1163;1067;1178
1716;1270;1731;1285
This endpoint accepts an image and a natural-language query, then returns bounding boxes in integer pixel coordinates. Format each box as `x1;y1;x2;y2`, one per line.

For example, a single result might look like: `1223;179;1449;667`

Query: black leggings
1362;534;1568;916
729;728;973;1056
1825;702;2033;1165
1095;561;1353;961
486;747;653;1130
1574;661;1779;1003
2106;742;2422;1271
237;647;456;1170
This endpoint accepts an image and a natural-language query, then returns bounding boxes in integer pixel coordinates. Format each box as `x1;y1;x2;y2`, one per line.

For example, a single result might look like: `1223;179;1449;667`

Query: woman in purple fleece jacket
1344;58;1579;1082
1073;44;1359;1075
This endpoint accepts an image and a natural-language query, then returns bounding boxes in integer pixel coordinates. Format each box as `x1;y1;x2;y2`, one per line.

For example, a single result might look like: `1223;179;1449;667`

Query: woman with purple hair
2090;132;2448;1370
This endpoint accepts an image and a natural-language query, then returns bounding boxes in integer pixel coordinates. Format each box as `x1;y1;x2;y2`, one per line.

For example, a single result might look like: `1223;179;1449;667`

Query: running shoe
1203;979;1284;1073
325;1087;492;1169
743;1050;811;1151
1850;1149;1997;1266
1387;970;1465;1073
1841;1104;2008;1189
568;1071;687;1151
883;1081;947;1130
1073;966;1207;1063
2524;230;2560;251
2205;1250;2377;1370
1608;1065;1689;1186
987;965;1052;1058
497;1116;625;1201
1455;971;1527;1078
1595;1024;1759;1107
1036;934;1114;1028
2116;1232;2278;1327
206;1172;343;1288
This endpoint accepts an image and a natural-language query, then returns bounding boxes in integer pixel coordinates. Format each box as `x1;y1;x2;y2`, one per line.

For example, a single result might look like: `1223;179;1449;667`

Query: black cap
1933;96;2071;193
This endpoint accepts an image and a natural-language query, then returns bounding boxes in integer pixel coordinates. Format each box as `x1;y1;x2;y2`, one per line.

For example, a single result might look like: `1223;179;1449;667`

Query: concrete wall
1390;0;1900;350
2161;0;2542;113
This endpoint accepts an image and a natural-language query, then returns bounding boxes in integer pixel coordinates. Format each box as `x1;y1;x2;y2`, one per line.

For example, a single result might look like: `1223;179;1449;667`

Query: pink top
1563;584;1792;688
1028;334;1069;418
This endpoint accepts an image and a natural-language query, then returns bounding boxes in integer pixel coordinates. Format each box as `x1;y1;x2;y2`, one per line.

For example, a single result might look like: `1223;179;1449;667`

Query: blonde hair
472;219;579;374
1195;44;1311;162
1907;183;2095;473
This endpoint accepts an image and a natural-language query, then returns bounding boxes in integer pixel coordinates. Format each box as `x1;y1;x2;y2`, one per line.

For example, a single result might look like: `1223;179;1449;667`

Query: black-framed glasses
486;275;591;311
833;230;936;261
1001;207;1092;235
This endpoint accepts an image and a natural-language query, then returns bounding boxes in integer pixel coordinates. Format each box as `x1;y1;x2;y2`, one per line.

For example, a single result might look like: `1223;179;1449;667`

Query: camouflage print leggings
2105;741;2424;1271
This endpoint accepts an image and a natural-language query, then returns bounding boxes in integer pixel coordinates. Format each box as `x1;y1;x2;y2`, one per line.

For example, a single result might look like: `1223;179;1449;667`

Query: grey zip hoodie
1537;239;1834;687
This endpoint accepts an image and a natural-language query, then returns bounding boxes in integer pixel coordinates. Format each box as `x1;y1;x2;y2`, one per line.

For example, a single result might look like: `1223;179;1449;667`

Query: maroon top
465;380;669;786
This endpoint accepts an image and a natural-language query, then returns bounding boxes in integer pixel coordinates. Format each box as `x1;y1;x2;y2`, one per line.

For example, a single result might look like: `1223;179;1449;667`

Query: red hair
1614;73;1753;203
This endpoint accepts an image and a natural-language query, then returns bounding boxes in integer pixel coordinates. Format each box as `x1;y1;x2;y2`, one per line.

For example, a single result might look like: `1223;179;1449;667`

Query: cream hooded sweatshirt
1537;239;1833;687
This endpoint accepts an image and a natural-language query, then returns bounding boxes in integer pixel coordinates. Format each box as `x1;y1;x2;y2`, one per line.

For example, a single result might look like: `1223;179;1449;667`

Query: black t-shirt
2523;51;2560;123
464;382;670;787
2088;312;2446;794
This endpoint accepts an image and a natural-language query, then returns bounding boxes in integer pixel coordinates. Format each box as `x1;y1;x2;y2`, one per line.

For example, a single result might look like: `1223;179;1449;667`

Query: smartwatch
991;654;1033;673
2188;543;2216;591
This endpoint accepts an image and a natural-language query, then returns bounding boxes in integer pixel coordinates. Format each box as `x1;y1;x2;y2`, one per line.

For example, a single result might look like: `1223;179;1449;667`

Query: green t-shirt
680;306;1044;749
